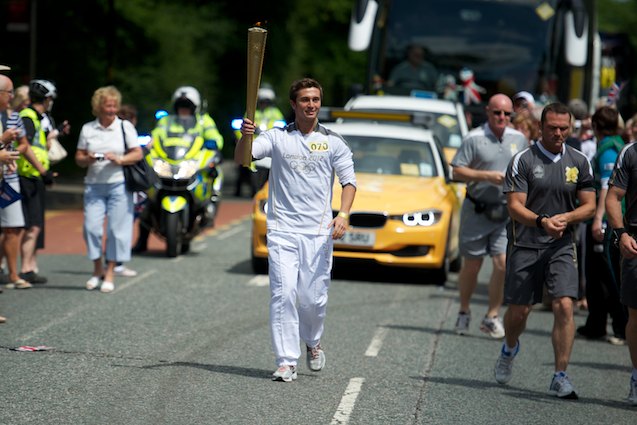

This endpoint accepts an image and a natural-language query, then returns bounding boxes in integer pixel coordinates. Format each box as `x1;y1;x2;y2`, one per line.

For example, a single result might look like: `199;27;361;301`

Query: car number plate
336;231;375;247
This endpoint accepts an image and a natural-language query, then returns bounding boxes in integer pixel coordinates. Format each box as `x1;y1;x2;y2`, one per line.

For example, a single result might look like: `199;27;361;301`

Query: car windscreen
344;135;439;177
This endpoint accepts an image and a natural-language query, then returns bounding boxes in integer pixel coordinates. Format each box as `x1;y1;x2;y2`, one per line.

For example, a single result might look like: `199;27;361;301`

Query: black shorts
504;241;579;305
620;257;637;309
19;176;46;249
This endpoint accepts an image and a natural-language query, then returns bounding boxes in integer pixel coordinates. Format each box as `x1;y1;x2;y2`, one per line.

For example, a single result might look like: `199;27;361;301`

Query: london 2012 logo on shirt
565;167;579;183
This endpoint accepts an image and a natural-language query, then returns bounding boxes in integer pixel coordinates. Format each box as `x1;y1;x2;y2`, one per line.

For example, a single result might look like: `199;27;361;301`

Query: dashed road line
331;377;366;425
217;225;245;240
247;275;269;287
364;327;388;357
114;270;157;293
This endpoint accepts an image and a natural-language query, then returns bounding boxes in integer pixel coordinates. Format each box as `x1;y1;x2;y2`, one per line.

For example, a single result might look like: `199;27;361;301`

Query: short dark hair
591;106;619;137
289;78;323;102
540;102;572;125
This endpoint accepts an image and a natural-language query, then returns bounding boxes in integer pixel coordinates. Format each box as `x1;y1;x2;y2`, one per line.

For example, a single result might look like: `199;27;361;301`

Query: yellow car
250;122;462;283
343;95;469;164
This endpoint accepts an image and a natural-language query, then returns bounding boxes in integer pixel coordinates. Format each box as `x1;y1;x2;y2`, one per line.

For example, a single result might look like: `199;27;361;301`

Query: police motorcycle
140;113;221;257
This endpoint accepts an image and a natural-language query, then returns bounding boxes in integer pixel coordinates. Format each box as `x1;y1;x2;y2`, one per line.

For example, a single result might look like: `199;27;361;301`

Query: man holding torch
235;78;356;382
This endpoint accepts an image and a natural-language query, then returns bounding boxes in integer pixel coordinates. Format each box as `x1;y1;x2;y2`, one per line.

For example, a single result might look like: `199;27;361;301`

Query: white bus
349;0;600;110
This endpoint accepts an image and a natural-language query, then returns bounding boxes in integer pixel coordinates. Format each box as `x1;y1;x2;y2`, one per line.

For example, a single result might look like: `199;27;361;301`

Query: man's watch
613;227;628;241
536;214;549;228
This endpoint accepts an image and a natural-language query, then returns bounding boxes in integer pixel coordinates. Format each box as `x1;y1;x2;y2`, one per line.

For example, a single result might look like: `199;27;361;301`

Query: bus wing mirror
348;0;379;51
564;10;588;67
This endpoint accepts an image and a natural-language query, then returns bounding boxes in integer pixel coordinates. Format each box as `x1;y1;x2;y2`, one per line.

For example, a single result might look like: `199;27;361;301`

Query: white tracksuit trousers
267;230;333;367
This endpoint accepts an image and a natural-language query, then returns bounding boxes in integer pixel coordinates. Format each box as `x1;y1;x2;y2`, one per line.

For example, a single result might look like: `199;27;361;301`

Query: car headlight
259;200;269;214
390;210;442;226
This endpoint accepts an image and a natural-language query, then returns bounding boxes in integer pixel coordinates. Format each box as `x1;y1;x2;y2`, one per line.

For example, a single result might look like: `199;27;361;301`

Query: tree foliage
6;0;637;175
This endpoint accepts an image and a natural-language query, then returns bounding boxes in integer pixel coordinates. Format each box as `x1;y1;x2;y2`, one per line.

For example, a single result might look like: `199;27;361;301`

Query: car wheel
429;263;447;286
251;255;268;275
449;255;462;273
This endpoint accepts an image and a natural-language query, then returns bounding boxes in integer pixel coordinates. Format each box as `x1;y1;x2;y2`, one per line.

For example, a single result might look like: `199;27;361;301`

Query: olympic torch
242;25;268;166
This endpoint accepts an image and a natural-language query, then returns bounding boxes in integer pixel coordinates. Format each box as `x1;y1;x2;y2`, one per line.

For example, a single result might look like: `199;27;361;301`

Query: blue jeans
83;182;134;262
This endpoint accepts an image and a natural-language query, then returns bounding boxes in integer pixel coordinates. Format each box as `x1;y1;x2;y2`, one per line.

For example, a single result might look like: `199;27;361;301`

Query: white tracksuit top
252;122;356;235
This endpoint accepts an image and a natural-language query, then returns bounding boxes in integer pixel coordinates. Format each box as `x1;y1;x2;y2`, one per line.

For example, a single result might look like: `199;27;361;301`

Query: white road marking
20;270;156;341
364;327;388;357
20;309;87;342
191;243;208;253
247;275;269;287
217;225;244;240
114;270;156;293
331;377;366;425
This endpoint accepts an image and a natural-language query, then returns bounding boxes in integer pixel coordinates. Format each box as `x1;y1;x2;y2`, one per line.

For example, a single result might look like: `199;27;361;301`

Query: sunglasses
491;110;512;117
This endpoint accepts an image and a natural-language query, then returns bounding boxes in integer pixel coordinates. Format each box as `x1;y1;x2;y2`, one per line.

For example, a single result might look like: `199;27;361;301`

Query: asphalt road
0;204;635;424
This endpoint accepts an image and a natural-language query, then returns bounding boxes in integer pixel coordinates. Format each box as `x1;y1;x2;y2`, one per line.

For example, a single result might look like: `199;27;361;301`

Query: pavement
45;160;244;210
41;160;252;256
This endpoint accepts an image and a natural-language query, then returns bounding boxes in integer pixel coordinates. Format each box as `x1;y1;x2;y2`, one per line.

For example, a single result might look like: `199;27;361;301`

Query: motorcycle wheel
165;212;183;258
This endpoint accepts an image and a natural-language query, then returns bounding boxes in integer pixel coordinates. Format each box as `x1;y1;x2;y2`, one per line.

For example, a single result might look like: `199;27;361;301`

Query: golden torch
243;25;268;166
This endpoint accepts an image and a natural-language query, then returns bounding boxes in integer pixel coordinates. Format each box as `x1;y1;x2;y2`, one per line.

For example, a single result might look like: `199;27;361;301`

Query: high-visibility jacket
17;107;49;177
233;106;285;140
153;113;223;152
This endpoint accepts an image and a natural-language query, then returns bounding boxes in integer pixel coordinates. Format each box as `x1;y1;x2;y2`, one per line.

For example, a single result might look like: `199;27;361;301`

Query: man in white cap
513;91;535;114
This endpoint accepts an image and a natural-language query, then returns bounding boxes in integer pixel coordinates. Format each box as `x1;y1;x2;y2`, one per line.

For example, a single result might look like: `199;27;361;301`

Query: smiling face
98;96;119;123
290;87;321;126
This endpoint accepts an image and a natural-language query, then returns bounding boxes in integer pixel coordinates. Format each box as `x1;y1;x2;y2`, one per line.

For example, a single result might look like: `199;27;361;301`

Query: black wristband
536;214;549;228
614;227;627;240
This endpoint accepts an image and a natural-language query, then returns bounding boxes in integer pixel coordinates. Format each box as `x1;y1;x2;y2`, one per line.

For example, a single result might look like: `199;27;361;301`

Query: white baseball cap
513;91;535;104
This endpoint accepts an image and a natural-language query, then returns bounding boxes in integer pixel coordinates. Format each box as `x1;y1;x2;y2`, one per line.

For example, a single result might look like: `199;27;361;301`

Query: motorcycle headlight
390;210;442;227
152;159;200;179
175;160;200;179
153;159;173;178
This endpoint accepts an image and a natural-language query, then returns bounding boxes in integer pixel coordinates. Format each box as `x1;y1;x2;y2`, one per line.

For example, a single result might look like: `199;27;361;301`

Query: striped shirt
0;111;26;182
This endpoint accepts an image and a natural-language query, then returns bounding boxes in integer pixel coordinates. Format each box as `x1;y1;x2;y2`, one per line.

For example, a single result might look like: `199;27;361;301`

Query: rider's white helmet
257;87;276;102
29;79;57;102
172;86;201;114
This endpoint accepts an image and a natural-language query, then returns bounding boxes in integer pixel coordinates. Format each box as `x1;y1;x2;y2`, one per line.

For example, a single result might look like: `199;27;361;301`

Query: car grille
334;211;387;228
335;245;430;257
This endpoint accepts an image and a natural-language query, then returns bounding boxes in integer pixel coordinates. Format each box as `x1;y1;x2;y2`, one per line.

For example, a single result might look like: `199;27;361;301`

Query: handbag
121;121;155;192
48;137;68;165
0;178;22;208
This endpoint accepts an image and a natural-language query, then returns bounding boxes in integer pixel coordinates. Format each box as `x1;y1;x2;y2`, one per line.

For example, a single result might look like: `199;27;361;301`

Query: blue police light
231;118;244;130
137;134;152;147
155;109;169;120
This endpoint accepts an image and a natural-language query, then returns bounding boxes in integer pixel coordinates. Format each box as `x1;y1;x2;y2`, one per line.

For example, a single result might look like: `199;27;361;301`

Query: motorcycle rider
132;86;223;253
234;85;285;197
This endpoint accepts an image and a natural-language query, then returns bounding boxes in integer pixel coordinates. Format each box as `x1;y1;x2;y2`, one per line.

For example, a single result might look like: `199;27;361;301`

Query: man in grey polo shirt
606;142;637;405
494;103;595;400
451;94;527;338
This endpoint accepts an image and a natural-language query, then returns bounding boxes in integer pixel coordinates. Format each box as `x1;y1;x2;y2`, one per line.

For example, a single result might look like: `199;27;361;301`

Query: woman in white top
75;86;142;293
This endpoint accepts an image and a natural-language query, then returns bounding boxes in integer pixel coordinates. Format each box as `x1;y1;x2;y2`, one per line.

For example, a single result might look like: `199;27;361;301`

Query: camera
93;153;105;161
